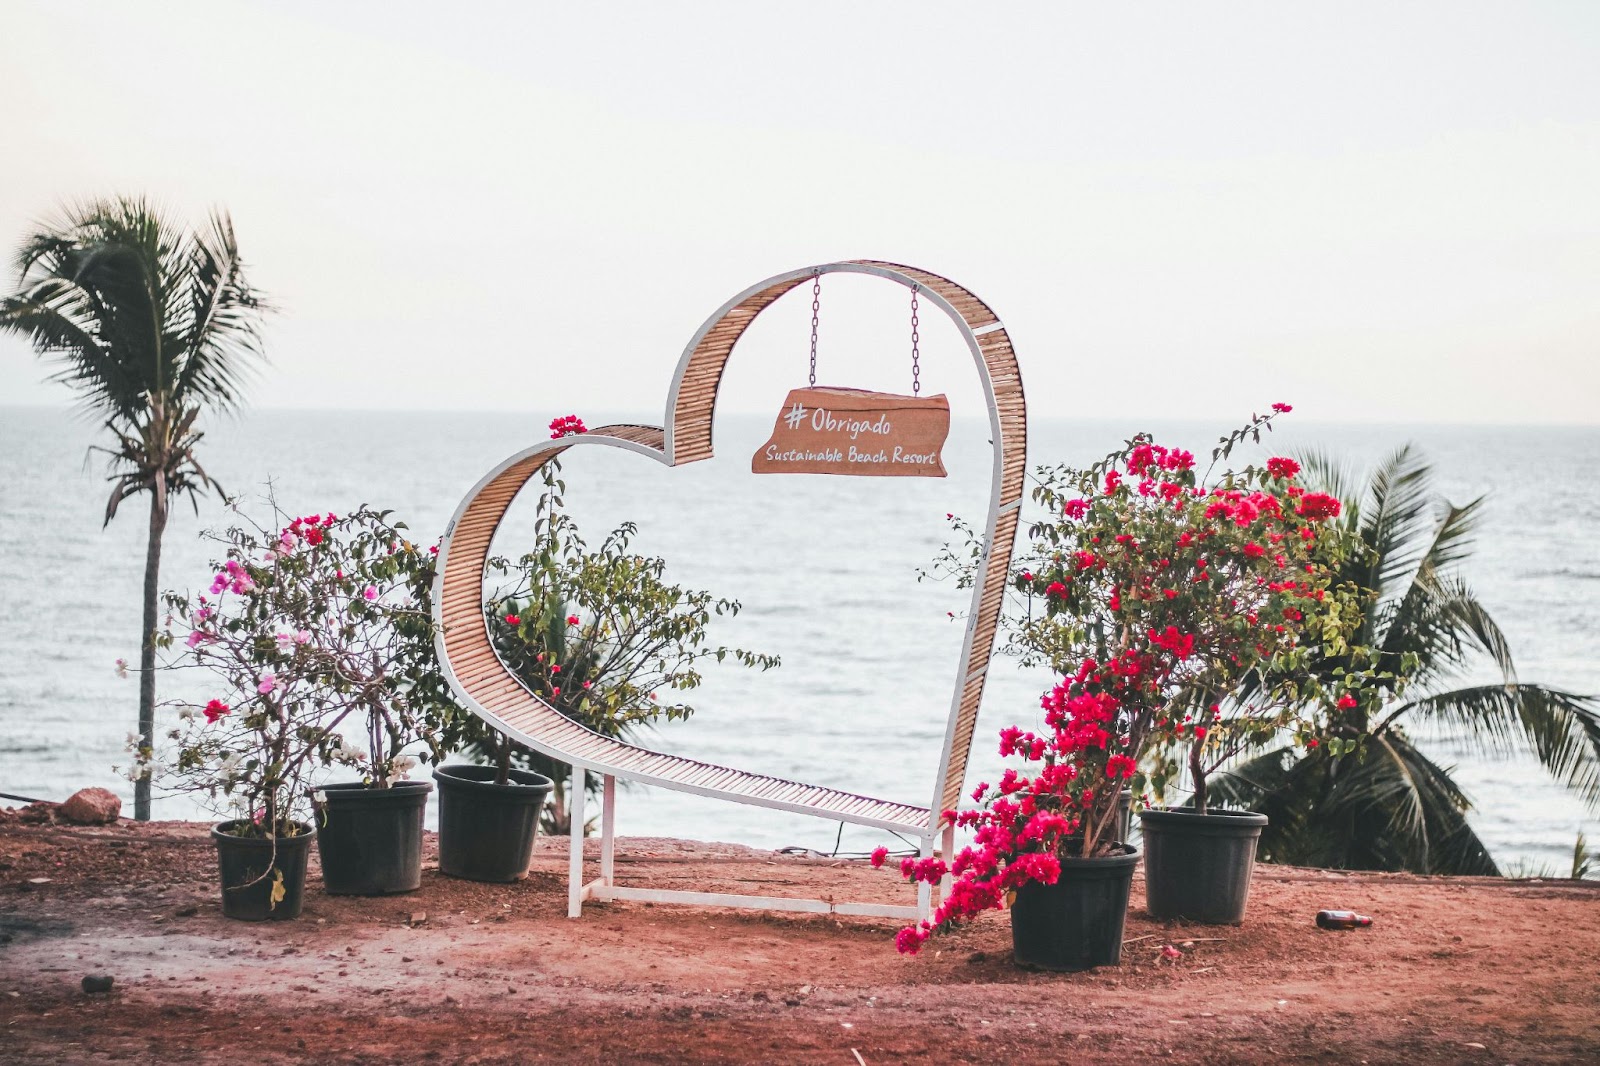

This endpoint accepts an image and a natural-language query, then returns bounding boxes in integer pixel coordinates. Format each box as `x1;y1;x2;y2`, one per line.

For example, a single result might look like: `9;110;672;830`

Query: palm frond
1356;445;1438;601
1395;684;1600;810
1;196;270;424
1376;571;1515;688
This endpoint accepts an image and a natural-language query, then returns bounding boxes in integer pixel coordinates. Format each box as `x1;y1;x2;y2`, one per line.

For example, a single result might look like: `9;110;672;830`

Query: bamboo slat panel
436;262;1027;841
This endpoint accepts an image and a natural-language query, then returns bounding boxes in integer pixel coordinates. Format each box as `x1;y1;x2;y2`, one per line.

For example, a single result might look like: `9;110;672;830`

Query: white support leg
600;774;616;887
915;834;934;922
936;821;956;909
567;764;586;918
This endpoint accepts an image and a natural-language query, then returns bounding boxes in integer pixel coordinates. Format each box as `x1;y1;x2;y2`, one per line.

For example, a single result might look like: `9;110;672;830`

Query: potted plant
896;407;1368;961
160;514;327;919
284;508;452;895
877;676;1145;970
164;505;452;904
1014;407;1366;925
430;416;779;882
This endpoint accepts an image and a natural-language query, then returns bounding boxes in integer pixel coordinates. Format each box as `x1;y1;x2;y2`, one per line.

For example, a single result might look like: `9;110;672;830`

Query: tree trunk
135;490;169;821
1189;737;1207;816
496;732;512;786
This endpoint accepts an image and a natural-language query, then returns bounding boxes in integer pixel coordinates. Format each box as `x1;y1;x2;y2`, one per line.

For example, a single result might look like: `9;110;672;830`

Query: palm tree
1211;446;1600;874
1;197;270;820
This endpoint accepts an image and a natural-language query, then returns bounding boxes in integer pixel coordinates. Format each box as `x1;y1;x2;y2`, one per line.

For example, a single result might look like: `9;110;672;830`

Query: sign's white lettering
752;386;949;478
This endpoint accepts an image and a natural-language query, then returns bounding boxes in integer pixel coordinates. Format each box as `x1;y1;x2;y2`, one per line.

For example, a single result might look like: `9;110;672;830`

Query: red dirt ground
1;810;1597;1064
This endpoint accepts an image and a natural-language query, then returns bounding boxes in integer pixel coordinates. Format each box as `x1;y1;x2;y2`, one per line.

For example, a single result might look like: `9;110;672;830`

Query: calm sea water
1;405;1595;874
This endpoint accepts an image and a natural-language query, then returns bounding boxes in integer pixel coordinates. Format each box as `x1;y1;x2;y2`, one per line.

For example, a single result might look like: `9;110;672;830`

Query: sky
1;1;1597;424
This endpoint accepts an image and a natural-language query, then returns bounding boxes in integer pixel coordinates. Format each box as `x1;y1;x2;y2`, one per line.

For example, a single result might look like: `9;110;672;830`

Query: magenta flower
363;585;378;601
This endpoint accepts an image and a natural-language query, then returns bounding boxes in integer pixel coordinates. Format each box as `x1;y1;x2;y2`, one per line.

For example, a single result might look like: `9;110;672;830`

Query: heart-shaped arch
433;260;1026;919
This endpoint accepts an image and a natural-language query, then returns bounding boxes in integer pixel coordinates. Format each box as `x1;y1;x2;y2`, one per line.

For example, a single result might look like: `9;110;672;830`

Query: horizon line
1;400;1595;431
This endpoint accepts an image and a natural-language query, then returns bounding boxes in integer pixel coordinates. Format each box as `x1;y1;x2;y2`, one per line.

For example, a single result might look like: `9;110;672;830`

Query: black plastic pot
433;763;554;882
1139;807;1268;924
211;820;315;921
1010;843;1140;972
313;780;432;895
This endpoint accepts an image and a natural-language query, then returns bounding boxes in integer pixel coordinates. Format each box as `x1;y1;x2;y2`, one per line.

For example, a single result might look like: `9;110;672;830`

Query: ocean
1;405;1595;875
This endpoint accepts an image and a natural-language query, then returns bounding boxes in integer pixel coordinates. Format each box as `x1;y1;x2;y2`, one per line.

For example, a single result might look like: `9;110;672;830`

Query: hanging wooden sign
751;386;949;477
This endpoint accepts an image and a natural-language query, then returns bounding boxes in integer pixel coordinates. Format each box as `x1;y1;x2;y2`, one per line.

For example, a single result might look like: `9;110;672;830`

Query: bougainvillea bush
888;407;1371;954
158;505;453;837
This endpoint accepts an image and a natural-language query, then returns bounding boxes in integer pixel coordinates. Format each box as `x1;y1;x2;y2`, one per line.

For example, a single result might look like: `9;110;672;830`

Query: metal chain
808;271;821;388
910;284;921;396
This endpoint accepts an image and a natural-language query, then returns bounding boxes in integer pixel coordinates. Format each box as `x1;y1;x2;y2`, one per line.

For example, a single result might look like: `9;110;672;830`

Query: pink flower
257;673;278;695
869;846;889;869
549;414;588;438
363;585;378;601
1271;402;1293;413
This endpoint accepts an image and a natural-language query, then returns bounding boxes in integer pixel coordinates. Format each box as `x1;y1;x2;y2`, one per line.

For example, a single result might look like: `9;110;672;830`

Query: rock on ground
57;788;121;825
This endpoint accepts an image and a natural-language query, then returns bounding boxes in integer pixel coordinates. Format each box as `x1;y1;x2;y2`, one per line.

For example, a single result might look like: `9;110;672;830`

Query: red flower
1296;493;1342;520
551;664;561;674
1045;581;1068;599
1337;694;1358;709
869;846;889;869
203;699;230;724
549;414;588;439
1064;498;1089;519
566;615;580;626
1103;471;1122;495
1306;738;1320;749
1272;402;1293;413
504;614;520;625
1243;542;1266;558
1266;457;1300;479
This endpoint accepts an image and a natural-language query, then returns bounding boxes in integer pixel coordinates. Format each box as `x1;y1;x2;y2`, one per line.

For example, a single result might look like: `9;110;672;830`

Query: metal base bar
935;821;956;911
587;884;919;920
567;765;586;918
600;774;616;887
915;835;933;922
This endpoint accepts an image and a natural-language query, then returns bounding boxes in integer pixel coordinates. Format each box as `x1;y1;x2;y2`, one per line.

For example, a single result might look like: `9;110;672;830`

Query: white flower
312;789;328;804
177;707;197;721
387;755;419;779
114;658;129;679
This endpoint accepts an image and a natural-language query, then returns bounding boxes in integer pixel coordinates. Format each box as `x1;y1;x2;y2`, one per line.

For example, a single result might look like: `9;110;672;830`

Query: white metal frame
431;262;1020;921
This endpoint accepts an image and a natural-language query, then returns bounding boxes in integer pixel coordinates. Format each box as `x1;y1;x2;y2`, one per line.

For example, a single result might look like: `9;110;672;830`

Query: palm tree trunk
135;490;168;821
